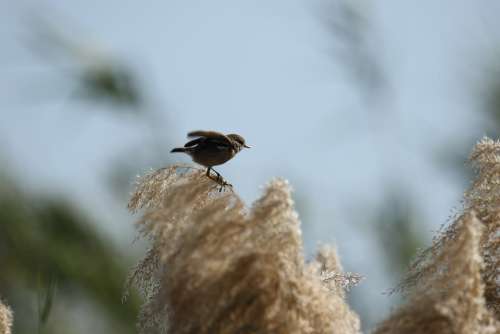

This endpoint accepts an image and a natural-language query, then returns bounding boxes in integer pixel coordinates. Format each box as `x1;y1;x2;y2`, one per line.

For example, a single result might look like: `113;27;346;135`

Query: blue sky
2;0;500;329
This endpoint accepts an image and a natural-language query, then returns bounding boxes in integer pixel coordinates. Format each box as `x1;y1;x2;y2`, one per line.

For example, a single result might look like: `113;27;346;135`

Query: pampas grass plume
127;166;361;334
0;299;13;334
375;137;500;333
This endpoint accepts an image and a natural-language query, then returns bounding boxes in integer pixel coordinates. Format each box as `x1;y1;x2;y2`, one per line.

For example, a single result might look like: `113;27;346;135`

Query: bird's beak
244;144;251;148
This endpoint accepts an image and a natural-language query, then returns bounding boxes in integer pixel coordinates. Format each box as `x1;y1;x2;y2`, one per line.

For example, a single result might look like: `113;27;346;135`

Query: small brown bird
171;130;250;179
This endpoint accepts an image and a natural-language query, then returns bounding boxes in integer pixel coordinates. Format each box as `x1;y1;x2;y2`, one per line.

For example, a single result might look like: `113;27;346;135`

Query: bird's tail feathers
170;147;187;153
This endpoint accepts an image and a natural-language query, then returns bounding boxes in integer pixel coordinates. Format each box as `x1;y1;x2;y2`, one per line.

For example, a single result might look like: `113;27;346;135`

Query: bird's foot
217;182;233;192
207;168;223;183
212;168;222;179
206;172;233;192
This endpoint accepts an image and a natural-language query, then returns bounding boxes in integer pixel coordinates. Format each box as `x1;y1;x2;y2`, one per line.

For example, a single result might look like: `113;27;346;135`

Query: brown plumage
171;130;250;178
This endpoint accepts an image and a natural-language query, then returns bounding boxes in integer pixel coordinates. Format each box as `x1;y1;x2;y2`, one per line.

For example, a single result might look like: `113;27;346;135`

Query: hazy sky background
2;0;500;329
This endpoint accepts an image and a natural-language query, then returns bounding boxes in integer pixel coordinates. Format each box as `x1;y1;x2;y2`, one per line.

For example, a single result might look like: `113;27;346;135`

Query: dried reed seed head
168;253;304;334
127;166;361;334
128;165;228;213
375;137;500;333
465;137;500;318
375;212;499;334
0;300;13;334
311;246;364;295
316;245;344;273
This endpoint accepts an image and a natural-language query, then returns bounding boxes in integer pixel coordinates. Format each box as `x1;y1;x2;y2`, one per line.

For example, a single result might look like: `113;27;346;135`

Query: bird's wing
184;137;203;147
187;130;232;146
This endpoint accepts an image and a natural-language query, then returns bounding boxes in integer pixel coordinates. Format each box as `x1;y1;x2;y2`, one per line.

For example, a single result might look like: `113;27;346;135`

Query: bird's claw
205;172;233;192
219;180;233;192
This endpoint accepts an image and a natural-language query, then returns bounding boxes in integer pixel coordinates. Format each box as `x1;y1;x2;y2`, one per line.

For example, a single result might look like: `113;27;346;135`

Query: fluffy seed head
0;299;13;334
126;165;361;334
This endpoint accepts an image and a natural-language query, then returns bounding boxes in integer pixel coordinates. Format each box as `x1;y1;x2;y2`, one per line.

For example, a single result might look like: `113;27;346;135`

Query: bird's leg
211;168;222;181
205;167;232;191
206;166;221;180
211;168;220;177
206;166;220;182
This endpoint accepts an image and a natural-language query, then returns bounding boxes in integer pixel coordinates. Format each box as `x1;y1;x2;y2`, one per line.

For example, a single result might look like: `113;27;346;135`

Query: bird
170;130;250;179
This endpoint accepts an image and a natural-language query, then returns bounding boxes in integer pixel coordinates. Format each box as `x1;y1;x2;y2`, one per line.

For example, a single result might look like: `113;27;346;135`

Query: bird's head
227;134;251;149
